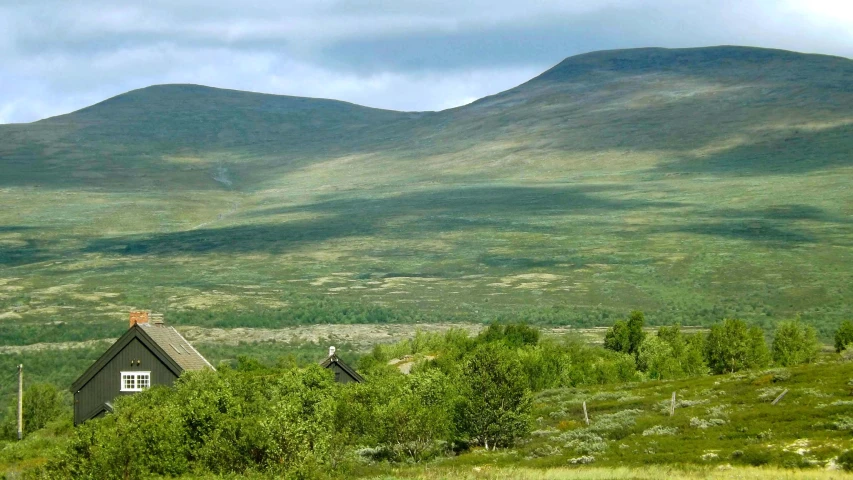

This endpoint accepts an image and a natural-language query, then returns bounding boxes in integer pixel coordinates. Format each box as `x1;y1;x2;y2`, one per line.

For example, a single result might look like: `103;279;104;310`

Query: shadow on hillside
652;123;852;176
83;185;684;256
0;226;36;233
709;204;851;224
637;203;853;248
248;184;682;218
81;187;846;258
0;238;53;266
645;221;816;246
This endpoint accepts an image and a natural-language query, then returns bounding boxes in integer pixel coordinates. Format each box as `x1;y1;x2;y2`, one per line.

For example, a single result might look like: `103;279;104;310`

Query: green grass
489;360;853;470
360;465;853;479
352;358;853;479
0;46;851;345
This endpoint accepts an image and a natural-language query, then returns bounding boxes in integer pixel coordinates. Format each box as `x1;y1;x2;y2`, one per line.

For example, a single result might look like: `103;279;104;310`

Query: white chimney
329;346;336;357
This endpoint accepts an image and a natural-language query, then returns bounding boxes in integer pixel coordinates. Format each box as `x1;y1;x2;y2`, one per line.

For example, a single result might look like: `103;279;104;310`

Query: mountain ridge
26;45;853;125
0;45;851;337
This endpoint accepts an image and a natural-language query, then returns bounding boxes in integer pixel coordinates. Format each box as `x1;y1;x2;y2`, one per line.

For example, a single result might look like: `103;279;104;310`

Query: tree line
604;312;828;379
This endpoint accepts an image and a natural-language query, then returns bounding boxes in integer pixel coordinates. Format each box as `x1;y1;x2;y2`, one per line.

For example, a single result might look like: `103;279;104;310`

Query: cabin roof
319;353;364;383
139;323;214;371
70;323;213;392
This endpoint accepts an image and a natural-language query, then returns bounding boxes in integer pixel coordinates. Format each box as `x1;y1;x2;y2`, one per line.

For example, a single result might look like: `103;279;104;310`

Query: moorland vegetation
0;46;851;353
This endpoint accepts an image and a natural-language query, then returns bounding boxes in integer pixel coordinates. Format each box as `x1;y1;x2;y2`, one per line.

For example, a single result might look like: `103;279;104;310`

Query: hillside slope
0;46;851;341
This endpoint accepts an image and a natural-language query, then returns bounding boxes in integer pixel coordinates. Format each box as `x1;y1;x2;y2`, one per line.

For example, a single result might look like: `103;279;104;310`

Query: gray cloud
1;0;851;123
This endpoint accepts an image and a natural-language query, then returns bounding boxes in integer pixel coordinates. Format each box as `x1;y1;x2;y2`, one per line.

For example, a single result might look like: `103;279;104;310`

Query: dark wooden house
319;346;363;383
70;311;214;425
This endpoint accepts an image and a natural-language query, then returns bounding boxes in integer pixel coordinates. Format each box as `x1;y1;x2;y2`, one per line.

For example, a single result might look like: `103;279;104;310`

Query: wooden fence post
771;389;789;406
670;391;676;416
582;401;590;426
17;364;23;441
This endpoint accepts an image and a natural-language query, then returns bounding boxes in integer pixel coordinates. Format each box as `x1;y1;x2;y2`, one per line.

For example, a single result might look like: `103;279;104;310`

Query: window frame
120;371;151;392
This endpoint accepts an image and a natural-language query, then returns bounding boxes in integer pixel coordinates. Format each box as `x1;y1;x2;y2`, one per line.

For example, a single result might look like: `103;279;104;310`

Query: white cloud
0;0;850;123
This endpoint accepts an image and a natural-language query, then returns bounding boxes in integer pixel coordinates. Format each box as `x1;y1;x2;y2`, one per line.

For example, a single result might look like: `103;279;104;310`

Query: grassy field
0;46;851;347
364;466;853;479
515;362;853;469
355;358;853;479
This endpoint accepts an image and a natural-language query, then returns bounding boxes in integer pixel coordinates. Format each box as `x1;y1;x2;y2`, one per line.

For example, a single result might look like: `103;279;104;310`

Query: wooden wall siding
74;338;178;425
328;362;359;384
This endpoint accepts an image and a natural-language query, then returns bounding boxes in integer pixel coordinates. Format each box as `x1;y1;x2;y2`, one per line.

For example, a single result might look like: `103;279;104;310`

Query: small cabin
70;311;214;425
319;346;363;383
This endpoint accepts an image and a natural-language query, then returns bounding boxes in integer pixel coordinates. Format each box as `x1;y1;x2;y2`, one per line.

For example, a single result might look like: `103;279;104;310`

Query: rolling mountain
0;46;851;340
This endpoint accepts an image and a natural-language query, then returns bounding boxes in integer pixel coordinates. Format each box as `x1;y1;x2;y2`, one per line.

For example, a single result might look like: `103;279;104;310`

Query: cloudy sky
1;0;851;124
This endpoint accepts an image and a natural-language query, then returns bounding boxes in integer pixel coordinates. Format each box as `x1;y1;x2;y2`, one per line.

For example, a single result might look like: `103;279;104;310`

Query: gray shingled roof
319;354;364;382
138;323;214;371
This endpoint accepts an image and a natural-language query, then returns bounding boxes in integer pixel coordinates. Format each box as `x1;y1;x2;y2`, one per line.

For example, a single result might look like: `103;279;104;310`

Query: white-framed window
120;372;151;392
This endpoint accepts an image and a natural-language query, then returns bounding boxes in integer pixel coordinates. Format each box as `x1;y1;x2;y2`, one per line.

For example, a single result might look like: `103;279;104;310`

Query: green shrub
0;383;67;440
478;323;540;347
835;320;853;353
455;343;532;449
838;450;853;472
704;319;770;374
41;366;339;479
604;311;646;357
772;319;820;366
738;446;776;466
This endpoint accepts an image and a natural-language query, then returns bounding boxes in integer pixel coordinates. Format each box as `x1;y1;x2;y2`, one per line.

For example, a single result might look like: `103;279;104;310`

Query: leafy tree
772;319;820;366
638;325;708;380
603;320;630;354
0;382;66;439
24;383;65;434
747;325;772;369
336;368;455;462
604;311;646;357
455;343;531;450
250;366;337;476
477;323;540;347
502;323;540;347
682;333;709;377
835;320;853;353
517;340;567;391
704;319;770;374
377;369;455;461
626;311;647;356
638;336;680;380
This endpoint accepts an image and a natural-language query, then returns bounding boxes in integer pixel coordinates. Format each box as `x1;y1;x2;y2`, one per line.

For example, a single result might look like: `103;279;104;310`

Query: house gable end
320;355;364;383
73;336;181;424
71;325;184;393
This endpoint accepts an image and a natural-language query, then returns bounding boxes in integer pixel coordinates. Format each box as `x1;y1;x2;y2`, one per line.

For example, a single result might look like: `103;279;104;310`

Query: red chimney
129;311;149;328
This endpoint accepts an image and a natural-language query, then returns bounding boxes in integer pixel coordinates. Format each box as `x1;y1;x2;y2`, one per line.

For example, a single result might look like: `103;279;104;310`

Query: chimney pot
129;311;149;328
329;346;336;357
